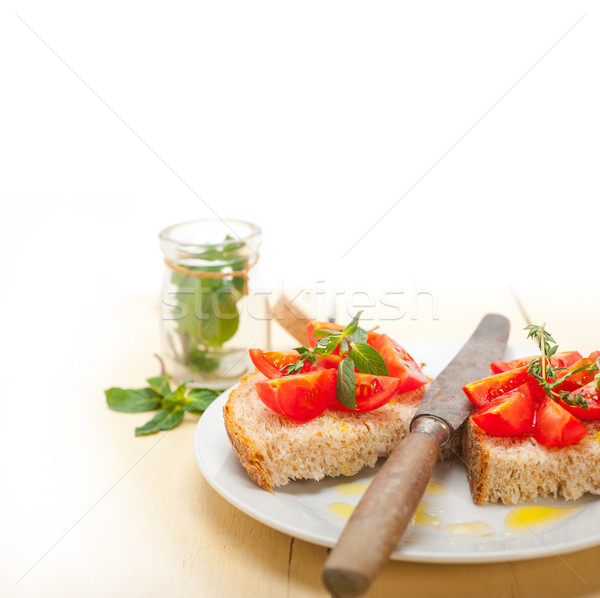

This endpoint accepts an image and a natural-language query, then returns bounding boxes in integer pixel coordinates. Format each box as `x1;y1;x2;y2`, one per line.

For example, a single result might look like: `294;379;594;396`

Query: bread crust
224;373;600;504
223;377;275;492
223;372;453;492
463;418;600;504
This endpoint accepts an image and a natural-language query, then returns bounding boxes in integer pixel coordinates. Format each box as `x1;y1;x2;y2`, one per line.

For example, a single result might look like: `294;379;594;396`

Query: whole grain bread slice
463;417;600;505
223;371;461;492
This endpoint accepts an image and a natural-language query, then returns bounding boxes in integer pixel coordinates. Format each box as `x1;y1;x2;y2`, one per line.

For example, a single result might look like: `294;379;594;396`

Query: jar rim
159;218;262;249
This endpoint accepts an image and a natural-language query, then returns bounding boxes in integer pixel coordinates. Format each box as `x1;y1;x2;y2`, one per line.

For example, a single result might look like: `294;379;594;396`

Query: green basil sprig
105;373;220;436
167;236;246;375
284;311;389;409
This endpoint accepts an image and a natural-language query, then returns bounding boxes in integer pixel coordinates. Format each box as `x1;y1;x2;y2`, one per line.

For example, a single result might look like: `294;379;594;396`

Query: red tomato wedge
463;366;530;409
255;369;336;423
365;331;382;347
371;334;427;393
331;373;400;412
471;384;535;436
249;349;305;379
533;396;588;446
558;380;600;421
315;354;343;370
553;351;600;393
490;351;582;374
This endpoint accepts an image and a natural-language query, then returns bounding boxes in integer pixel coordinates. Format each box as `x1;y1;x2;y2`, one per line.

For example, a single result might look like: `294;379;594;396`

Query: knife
322;314;510;598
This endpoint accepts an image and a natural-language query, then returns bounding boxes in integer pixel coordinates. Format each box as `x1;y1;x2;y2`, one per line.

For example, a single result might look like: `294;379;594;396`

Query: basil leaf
350;343;389;376
347;327;368;345
186;388;221;413
313;329;336;338
336;357;356;410
146;375;171;397
339;338;349;356
342;311;363;336
135;406;185;436
105;387;162;413
314;334;342;355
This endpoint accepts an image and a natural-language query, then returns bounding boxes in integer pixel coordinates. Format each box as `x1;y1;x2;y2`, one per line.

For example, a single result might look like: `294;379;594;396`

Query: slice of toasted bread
463;418;600;505
223;372;460;492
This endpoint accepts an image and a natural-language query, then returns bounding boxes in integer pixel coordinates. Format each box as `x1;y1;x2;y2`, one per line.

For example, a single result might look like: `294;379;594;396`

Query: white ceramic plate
193;341;600;563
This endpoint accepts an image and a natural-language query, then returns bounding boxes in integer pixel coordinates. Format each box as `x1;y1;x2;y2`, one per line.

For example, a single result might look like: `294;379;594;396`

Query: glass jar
159;219;267;388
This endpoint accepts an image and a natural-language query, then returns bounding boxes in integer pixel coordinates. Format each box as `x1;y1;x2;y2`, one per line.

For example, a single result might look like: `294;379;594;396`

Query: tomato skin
331;374;400;412
490;357;534;374
472;384;535;436
315;354;343;370
490;351;582;374
255;369;337;423
559;380;600;421
553;351;600;394
533;396;588;446
463;366;530;409
365;331;382;347
249;349;305;379
372;334;427;393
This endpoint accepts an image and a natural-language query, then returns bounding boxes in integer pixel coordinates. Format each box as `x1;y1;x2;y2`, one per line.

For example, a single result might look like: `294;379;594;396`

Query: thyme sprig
525;323;599;408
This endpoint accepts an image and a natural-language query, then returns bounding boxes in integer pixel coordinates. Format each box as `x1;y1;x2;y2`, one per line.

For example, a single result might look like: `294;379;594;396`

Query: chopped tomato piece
249;349;306;379
490;357;534;374
372;334;427;392
471;384;535;436
533;396;588;446
490;351;582;374
315;354;343;370
553;351;600;393
255;369;336;423
331;374;400;412
463;366;530;409
365;331;382;347
558;380;600;421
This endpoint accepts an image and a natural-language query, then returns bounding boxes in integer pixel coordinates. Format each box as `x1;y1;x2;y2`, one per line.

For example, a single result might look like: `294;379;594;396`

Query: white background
1;4;599;594
0;1;598;355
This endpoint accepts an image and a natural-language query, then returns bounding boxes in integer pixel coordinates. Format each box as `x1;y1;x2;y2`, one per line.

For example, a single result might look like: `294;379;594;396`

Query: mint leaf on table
336;357;357;410
105;387;162;413
186;388;220;413
160;383;190;410
146;375;172;397
134;406;186;436
350;343;389;376
106;368;221;436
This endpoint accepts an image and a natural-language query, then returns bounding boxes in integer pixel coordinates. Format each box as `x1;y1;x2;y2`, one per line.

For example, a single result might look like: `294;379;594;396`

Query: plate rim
194;341;600;564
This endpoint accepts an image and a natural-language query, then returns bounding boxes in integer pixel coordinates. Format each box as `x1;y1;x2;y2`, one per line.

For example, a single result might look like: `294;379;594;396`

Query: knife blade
322;314;510;598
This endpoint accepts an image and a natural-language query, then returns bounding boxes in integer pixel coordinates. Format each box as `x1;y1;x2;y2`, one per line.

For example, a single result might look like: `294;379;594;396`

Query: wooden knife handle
322;421;446;597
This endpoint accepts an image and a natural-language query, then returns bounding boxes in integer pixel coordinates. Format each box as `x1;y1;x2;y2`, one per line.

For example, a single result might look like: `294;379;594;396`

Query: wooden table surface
3;283;599;598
